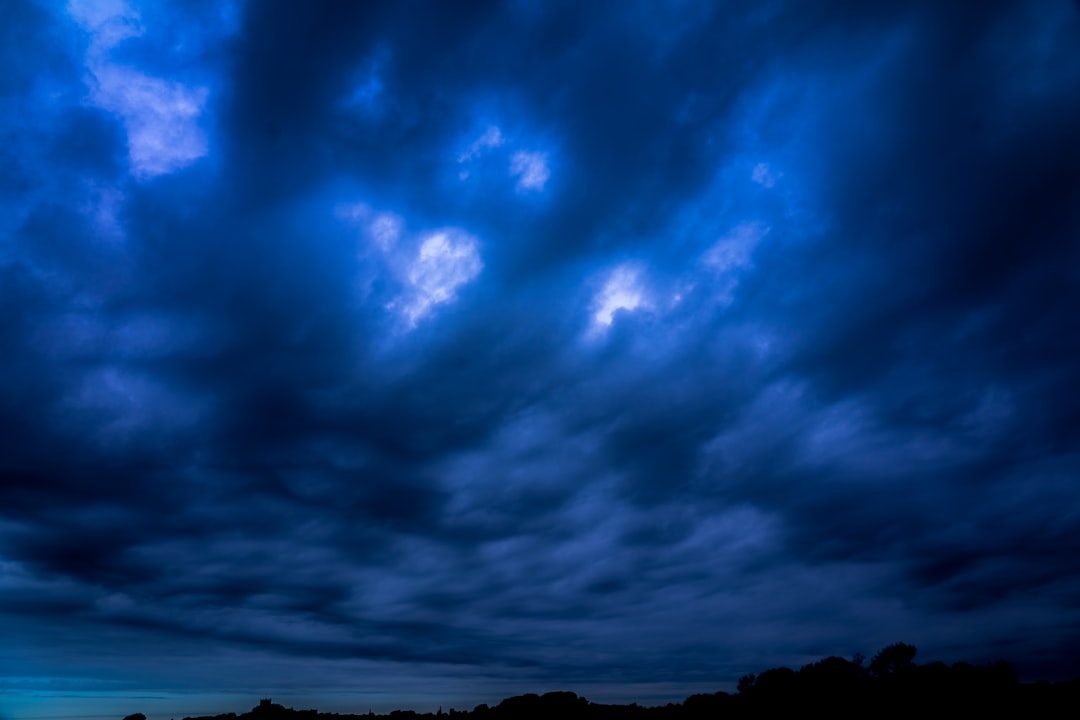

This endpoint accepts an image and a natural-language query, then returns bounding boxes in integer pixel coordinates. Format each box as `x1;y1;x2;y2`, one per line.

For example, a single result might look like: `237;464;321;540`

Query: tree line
123;643;1080;720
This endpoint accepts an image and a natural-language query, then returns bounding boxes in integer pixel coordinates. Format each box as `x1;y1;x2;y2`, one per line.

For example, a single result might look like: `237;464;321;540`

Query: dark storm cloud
3;0;1080;714
730;1;1080;617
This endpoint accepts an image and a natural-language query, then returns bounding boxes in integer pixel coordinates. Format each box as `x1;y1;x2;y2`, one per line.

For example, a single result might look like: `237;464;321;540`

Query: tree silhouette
869;642;917;677
117;643;1080;720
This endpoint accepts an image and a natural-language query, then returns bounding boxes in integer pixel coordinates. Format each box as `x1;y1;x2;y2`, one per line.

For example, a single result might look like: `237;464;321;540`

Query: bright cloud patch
70;0;209;179
458;126;505;163
509;151;550;192
400;230;483;326
336;203;402;252
90;67;209;178
593;263;647;328
68;0;142;50
701;222;767;305
337;203;483;326
455;125;551;191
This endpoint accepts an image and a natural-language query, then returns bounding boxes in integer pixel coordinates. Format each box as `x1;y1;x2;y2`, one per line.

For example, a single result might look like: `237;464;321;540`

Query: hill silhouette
130;644;1080;720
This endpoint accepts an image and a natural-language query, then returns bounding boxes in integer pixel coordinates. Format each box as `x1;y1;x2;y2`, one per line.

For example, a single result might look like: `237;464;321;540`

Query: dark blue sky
3;1;1080;718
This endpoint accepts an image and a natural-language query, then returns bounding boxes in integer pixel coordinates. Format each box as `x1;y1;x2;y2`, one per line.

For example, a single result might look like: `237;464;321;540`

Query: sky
2;0;1080;718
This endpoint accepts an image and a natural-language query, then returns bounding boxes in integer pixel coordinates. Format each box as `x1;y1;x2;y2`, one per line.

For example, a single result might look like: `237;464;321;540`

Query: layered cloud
69;0;209;178
2;1;1080;717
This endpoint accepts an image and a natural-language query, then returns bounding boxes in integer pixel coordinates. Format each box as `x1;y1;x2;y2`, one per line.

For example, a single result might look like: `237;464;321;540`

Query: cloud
751;162;779;187
87;66;208;178
369;212;404;252
3;1;1080;716
700;222;766;305
592;263;648;329
339;202;485;327
69;0;208;179
509;150;550;192
459;126;505;163
397;229;484;327
67;0;142;52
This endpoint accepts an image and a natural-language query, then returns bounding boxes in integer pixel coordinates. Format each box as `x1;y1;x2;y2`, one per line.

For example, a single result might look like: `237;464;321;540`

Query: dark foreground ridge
123;644;1080;720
